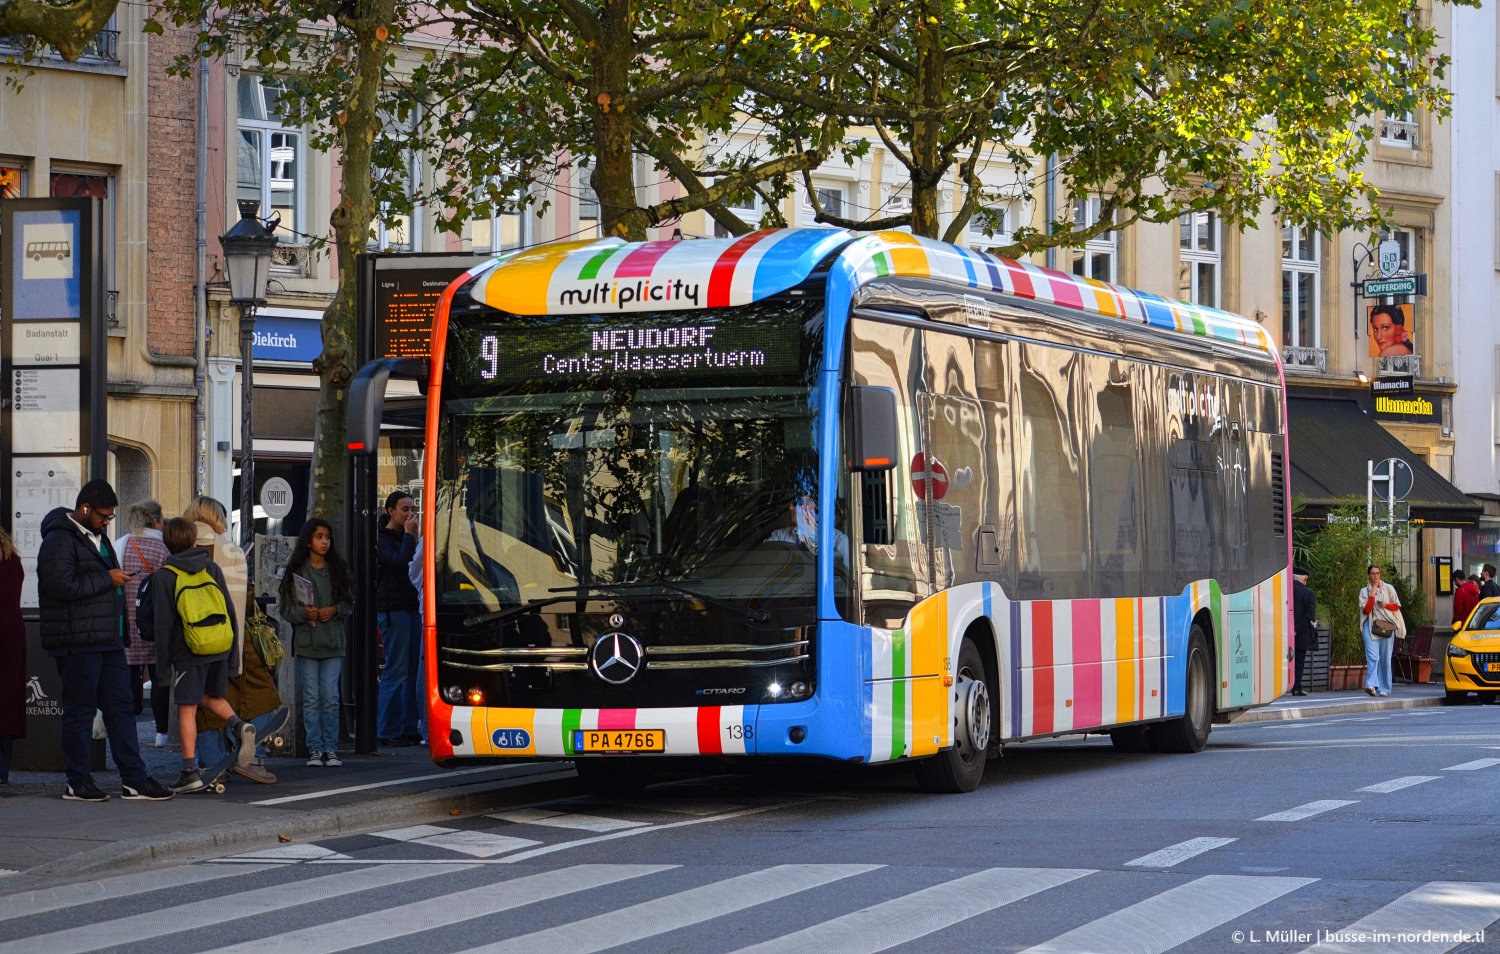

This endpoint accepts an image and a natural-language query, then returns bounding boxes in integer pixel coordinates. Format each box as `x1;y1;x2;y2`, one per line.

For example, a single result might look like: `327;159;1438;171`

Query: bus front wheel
915;638;992;794
1150;626;1213;753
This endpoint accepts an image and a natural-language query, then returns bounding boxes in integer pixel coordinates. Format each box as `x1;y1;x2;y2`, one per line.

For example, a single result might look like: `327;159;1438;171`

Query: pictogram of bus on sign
26;240;71;262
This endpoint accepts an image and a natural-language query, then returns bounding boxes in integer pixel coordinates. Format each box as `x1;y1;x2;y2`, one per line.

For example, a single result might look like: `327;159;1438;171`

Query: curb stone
1228;694;1444;723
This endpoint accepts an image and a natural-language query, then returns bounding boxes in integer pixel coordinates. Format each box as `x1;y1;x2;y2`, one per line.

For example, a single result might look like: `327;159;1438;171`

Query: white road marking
1256;800;1359;822
489;808;647;831
370;824;452;841
227;843;350;861
1018;874;1315;954
248;764;554;806
1125;837;1237;868
729;867;1093;954
203;864;672;954
1358;776;1440;793
0;863;279;921
454;864;882;954
370;824;539;857
0;863;471;954
1295;881;1500;953
1442;757;1500;771
499;801;798;864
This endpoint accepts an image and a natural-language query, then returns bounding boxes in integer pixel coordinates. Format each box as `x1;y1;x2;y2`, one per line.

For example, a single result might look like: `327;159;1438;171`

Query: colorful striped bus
358;228;1290;793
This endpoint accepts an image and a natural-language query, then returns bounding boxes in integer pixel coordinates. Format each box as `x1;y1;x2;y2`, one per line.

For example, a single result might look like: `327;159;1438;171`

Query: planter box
1329;664;1366;691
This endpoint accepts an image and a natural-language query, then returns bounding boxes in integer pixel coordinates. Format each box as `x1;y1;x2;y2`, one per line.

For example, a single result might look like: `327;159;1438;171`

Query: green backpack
167;565;234;656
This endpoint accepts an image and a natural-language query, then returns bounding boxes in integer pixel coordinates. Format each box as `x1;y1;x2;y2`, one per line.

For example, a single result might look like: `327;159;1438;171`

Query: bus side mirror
347;357;428;456
848;386;898;472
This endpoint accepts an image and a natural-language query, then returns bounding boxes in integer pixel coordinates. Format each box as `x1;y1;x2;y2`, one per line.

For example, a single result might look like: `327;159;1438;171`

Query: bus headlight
442;685;465;704
789;681;810;700
466;687;485;705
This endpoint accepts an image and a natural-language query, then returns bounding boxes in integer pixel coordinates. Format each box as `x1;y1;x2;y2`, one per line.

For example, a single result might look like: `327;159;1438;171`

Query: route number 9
480;334;499;379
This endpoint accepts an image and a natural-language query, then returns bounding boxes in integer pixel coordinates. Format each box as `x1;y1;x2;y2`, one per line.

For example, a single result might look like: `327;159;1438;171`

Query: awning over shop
1287;396;1480;528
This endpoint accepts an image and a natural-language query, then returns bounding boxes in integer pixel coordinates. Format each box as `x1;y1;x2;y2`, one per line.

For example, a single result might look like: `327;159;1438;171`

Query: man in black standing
1291;566;1317;697
38;479;173;801
1481;565;1500;601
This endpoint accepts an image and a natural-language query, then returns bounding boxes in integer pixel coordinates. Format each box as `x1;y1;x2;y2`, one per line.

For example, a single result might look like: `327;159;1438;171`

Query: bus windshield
434;295;828;626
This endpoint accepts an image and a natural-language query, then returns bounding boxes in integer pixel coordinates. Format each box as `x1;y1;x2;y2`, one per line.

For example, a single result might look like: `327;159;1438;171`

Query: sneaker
306;750;324;767
234;721;257;768
154;732;171;748
63;779;110;802
122;777;175;800
1364;686;1377;696
322;750;342;767
170;770;206;793
232;759;277;784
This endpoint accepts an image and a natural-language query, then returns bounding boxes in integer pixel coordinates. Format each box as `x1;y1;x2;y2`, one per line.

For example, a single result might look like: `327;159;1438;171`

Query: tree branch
0;0;118;61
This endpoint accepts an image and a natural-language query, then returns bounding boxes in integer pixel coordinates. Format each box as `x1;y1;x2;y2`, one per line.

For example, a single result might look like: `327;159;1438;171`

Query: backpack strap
129;537;154;574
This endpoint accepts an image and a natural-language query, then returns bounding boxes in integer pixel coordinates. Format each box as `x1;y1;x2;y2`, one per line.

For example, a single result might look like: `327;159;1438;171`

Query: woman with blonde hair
183;496;250;675
0;526;23;782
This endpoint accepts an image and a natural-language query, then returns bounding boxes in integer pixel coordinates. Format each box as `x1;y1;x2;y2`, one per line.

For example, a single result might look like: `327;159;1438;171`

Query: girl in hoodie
279;518;354;766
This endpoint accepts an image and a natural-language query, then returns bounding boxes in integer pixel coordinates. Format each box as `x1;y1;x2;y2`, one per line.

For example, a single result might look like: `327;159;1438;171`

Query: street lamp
219;199;278;549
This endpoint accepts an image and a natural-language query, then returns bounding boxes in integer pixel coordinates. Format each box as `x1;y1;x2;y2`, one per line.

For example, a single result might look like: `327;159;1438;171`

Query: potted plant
1299;499;1397;690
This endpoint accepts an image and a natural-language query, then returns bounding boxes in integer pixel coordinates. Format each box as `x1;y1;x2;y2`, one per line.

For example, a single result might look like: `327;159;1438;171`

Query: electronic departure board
365;255;488;360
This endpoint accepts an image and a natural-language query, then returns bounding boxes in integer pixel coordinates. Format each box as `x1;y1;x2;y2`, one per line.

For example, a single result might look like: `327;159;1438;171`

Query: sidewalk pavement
0;682;1452;892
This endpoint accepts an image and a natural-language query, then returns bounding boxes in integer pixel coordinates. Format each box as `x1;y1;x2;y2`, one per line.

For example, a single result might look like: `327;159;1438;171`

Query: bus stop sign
911;453;949;500
1373;457;1414;501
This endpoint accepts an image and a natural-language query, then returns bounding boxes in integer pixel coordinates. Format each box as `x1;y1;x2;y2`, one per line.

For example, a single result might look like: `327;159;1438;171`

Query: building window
574;165;600;240
370;108;420;252
711;181;763;238
470;181;529;254
1281;225;1320;348
1178;210;1220;307
1070;197;1117;282
0;164;24;199
237;74;302;242
802;182;847;224
50;170;114;292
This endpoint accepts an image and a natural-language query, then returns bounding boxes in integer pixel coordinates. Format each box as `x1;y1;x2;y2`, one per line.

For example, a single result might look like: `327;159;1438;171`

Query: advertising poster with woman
1368;302;1415;356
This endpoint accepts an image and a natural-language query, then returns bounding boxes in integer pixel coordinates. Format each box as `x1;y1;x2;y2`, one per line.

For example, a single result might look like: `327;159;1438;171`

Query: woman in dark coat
0;527;26;782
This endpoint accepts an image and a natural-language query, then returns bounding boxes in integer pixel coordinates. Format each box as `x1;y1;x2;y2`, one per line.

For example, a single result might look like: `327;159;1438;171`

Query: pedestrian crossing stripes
1357;776;1440;793
1124;837;1237;869
1256;799;1359;822
3;861;1498;954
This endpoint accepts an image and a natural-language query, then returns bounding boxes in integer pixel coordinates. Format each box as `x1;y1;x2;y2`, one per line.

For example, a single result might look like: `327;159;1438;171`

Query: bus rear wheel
915;638;992;794
1150;626;1213;753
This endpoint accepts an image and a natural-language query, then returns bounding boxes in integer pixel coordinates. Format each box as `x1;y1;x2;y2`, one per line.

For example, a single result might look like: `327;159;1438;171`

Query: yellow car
1446;596;1500;705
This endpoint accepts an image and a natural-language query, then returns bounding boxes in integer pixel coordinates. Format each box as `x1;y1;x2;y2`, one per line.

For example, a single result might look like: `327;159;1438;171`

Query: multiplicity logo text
559;278;701;310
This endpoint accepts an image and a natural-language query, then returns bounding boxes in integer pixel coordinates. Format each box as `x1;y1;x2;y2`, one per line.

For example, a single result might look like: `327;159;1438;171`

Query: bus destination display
459;311;804;386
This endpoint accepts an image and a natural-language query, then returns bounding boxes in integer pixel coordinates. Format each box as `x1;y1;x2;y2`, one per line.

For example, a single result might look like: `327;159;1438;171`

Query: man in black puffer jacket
38;480;173;802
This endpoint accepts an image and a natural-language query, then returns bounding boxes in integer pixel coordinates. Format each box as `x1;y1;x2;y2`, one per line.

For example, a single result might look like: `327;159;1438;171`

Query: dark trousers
131;663;171;734
1293;647;1309;691
54;649;148;787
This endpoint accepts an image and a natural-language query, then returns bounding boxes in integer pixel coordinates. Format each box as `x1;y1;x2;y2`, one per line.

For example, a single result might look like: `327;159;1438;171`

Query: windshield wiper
462;595;577;630
548;580;770;625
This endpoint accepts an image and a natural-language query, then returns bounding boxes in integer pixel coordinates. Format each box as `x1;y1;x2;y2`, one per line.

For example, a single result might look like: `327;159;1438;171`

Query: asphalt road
4;704;1499;954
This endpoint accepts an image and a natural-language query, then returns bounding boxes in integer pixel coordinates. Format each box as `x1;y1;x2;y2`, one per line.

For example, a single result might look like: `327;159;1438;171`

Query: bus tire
915;638;991;794
1150;626;1212;754
574;758;652;795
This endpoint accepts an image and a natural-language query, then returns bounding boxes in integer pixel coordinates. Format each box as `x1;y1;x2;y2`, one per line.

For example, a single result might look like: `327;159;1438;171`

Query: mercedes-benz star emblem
609;613;625;628
589;632;644;685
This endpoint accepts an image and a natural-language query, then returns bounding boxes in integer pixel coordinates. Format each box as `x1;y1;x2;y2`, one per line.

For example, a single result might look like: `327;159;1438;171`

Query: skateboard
192;707;290;794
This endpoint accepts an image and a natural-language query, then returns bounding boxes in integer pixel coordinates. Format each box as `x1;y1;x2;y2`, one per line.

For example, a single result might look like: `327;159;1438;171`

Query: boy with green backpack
140;517;252;793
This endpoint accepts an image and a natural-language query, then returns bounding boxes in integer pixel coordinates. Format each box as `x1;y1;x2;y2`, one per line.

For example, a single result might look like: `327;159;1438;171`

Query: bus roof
466;227;1275;358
